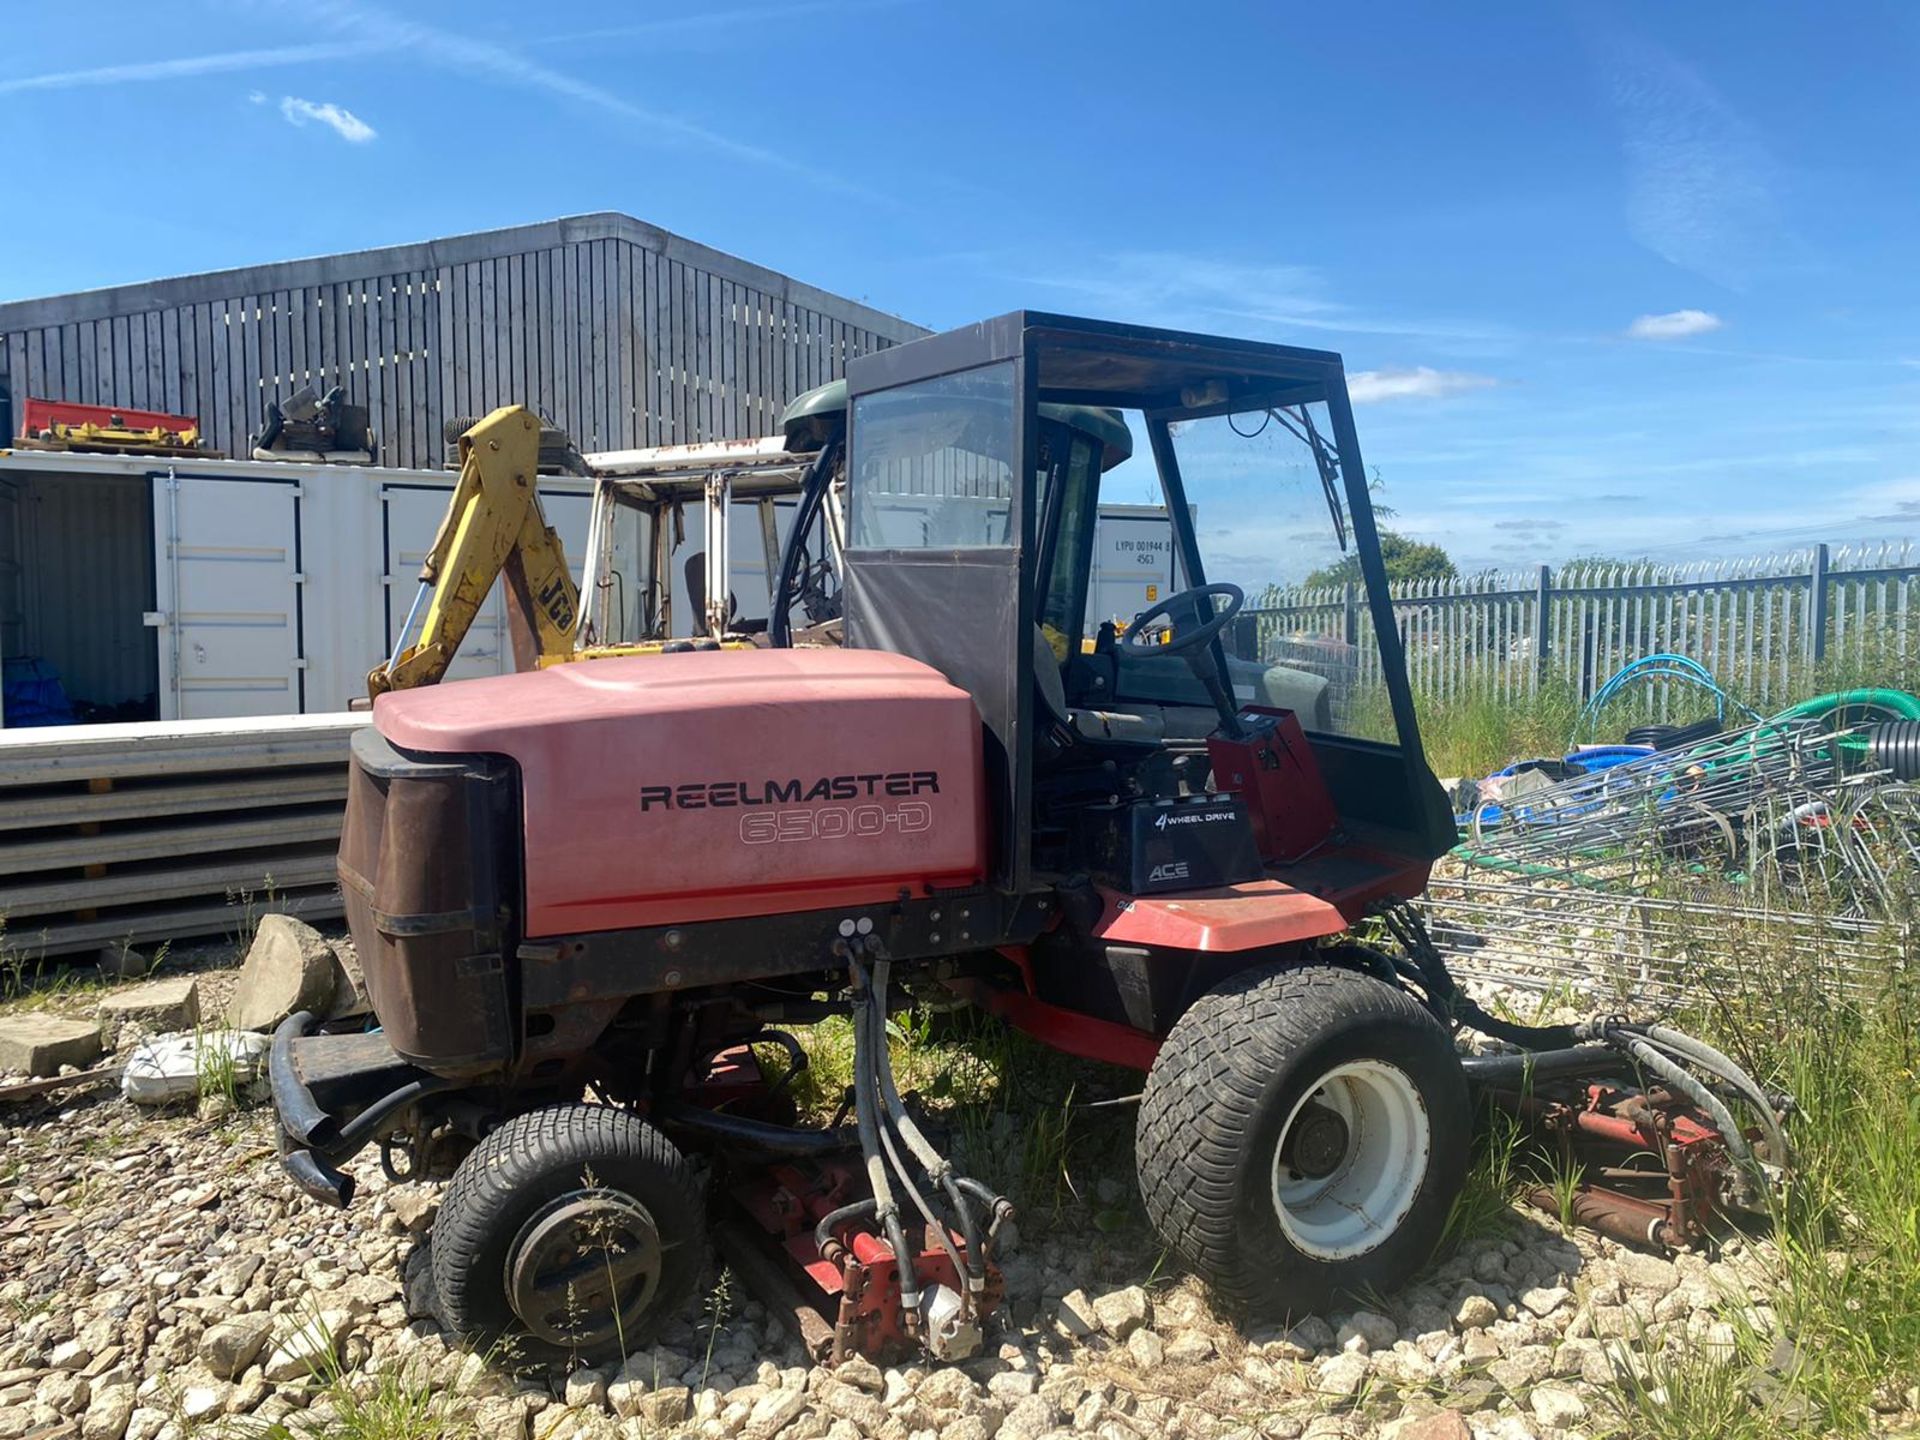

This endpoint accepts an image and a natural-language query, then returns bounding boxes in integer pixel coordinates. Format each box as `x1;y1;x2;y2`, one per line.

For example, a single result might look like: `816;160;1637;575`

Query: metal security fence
1248;541;1920;718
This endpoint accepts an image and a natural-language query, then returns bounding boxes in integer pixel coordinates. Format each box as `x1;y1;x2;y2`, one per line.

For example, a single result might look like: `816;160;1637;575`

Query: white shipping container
0;449;597;725
1088;504;1182;633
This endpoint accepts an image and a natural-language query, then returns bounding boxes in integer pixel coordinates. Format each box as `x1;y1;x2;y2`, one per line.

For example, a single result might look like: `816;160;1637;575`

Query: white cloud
278;0;882;199
247;90;267;104
1009;250;1512;348
0;3;879;198
0;42;378;95
1347;367;1500;404
279;95;376;143
1599;31;1783;289
1627;308;1723;340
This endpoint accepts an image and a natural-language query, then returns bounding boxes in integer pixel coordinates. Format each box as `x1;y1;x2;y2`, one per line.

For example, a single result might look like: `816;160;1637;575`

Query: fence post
1533;565;1551;689
1808;542;1829;664
1342;582;1359;648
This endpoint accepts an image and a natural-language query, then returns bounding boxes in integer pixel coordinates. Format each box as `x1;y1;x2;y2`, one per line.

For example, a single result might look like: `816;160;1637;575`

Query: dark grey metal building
0;212;923;467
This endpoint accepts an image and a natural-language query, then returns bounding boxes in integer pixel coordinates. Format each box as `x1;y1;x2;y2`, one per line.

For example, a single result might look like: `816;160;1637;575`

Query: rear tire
1136;961;1468;1317
431;1103;706;1366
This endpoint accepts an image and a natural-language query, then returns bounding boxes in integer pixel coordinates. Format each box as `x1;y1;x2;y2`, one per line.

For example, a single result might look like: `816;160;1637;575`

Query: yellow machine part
541;639;761;667
368;406;580;698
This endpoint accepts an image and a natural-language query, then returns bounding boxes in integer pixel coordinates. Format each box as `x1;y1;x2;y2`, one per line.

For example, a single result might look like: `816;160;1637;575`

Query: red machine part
1495;1080;1735;1249
729;1158;997;1363
19;397;200;440
374;649;988;935
1208;707;1338;863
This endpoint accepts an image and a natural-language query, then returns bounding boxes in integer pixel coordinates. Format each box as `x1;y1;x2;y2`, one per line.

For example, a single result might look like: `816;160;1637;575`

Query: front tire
1136;961;1468;1316
431;1103;706;1366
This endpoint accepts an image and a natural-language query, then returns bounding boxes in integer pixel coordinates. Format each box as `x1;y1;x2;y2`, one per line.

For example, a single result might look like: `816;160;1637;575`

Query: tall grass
1408;655;1920;1436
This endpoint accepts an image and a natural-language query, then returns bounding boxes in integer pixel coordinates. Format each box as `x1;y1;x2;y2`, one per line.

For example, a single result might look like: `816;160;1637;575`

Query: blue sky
4;1;1918;577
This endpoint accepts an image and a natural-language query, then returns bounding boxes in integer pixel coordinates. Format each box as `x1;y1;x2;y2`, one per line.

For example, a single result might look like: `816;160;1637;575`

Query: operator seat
684;553;739;638
1032;628;1163;760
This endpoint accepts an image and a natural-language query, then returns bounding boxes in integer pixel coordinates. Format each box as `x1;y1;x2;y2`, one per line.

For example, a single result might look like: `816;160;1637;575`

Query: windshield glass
1090;402;1394;742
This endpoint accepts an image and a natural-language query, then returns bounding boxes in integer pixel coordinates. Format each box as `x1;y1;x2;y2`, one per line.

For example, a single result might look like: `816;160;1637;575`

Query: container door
1089;506;1179;633
152;472;305;720
381;484;592;680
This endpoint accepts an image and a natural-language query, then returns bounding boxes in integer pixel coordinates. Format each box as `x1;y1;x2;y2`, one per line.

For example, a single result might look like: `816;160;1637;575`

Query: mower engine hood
372;650;988;936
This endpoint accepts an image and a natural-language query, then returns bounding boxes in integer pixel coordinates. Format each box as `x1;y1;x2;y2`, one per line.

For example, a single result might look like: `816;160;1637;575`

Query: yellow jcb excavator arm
367;406;579;699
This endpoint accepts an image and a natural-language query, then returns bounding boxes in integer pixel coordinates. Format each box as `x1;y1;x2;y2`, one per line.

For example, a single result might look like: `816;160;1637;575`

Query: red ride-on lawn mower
271;312;1787;1368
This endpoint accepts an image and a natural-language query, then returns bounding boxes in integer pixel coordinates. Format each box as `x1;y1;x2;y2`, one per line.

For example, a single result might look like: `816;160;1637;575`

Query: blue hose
1580;653;1761;729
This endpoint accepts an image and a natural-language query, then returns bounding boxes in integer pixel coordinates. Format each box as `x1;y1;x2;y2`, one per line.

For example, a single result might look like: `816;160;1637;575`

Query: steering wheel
1123;583;1245;656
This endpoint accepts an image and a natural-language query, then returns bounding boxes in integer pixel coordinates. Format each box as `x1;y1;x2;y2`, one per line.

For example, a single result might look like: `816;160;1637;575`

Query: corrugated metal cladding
0;469;156;710
0;213;928;469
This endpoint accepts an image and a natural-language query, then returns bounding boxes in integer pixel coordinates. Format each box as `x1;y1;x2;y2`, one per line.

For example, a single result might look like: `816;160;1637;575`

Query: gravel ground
0;959;1841;1440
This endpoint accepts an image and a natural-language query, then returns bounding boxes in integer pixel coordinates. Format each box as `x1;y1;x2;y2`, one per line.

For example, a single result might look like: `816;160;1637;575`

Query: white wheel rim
1271;1059;1430;1260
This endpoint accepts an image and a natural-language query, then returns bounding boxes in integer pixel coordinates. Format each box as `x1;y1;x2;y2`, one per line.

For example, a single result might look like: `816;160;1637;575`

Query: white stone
1616;1252;1680;1298
1519;1286;1570;1320
743;1387;809;1440
200;1314;274;1381
1312;1351;1369;1404
1337;1310;1399;1353
1529;1385;1588;1428
260;1311;354;1383
226;915;340;1032
1164;1331;1215;1365
1090;1286;1150;1340
1126;1329;1165;1371
1054;1290;1099;1339
563;1365;609;1412
180;1384;230;1421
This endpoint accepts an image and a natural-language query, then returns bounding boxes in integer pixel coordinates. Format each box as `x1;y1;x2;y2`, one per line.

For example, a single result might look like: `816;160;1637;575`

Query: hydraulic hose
768;437;841;650
876;1106;969;1301
813;1198;877;1256
1638;1024;1792;1165
954;1176;1017;1259
1377;906;1581;1049
870;962;950;1176
869;960;985;1289
1604;1027;1759;1201
847;956;920;1319
846;964;899;1227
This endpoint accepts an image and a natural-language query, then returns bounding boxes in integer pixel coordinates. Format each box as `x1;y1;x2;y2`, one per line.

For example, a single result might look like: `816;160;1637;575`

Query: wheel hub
506;1188;663;1349
1285;1101;1351;1179
1270;1059;1432;1261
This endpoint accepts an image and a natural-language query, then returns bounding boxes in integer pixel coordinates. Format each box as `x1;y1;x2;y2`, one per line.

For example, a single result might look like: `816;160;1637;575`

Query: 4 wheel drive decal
639;771;939;812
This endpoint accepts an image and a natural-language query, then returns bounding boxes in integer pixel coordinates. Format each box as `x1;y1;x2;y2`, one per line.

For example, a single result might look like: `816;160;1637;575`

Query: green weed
1437;1102;1524;1257
195;1027;244;1112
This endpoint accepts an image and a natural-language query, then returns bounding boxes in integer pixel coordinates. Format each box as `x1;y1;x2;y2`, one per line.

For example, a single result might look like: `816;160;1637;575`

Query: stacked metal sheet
0;714;364;960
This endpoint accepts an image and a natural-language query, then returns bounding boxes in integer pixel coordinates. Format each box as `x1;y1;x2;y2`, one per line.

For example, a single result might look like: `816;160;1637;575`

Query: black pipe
814;1198;878;1257
850;963;921;1318
281;1146;355;1209
269;1011;334;1147
321;1076;462;1161
940;1173;986;1278
1459;1046;1635;1087
656;1104;857;1156
1868;721;1920;782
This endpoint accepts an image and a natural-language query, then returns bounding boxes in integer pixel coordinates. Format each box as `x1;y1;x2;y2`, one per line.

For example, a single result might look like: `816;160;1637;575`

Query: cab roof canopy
847;310;1352;423
780;375;1134;469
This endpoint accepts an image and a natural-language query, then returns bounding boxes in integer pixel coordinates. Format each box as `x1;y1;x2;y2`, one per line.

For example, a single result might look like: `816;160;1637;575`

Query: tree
1304;529;1456;589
